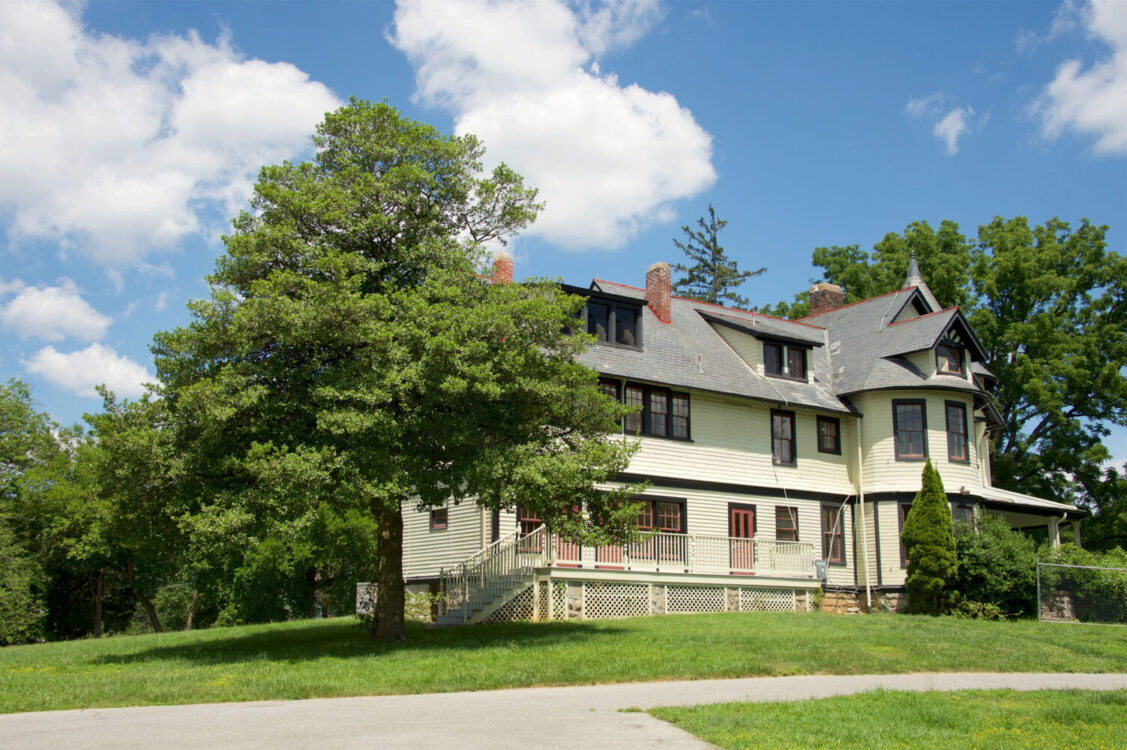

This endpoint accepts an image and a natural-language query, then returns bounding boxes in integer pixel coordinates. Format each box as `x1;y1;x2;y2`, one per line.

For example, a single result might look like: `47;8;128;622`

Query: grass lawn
651;689;1127;749
2;612;1126;714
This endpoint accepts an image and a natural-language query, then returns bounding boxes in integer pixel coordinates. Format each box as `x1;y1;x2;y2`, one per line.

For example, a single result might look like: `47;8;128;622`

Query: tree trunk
92;567;104;639
185;588;198;631
373;502;406;641
125;559;164;633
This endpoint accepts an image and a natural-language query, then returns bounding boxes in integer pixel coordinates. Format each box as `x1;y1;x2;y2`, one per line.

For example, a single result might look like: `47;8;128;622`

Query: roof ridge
799;286;918;320
593;279;646;292
698;306;826;331
885;305;958;327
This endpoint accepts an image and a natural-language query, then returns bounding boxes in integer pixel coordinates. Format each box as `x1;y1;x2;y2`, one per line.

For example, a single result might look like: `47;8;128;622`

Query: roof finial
904;250;924;289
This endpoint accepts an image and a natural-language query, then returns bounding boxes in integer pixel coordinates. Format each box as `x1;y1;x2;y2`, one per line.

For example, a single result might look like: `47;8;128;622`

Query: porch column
1048;517;1061;548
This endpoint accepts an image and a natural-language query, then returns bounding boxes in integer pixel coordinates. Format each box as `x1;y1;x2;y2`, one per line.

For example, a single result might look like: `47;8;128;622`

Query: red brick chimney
491;250;513;285
646;262;672;324
809;282;844;314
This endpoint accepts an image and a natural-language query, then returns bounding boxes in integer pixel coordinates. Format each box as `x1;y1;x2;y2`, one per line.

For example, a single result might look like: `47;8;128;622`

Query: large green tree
764;217;1127;517
672;204;765;307
153;100;641;641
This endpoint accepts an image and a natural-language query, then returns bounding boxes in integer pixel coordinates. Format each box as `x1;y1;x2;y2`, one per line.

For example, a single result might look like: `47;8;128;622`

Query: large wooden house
403;254;1083;624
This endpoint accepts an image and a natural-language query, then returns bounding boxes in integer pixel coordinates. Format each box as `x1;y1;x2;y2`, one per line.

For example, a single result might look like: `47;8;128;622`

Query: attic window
936;344;964;376
765;341;808;381
580;299;641;348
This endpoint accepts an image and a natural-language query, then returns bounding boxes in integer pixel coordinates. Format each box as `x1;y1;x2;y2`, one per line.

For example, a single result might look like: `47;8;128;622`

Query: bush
943;593;1007;620
901;460;956;614
950;513;1038;616
0;520;43;644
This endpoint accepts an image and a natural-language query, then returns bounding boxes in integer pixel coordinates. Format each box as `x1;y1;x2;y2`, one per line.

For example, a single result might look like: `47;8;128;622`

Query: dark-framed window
771;410;796;465
945;401;969;463
788;347;807;380
764;342;783;376
430;507;448;531
821;504;845;564
775;506;799;542
636;498;685;533
893;400;927;460
611;381;690;439
623;384;644;433
580;300;641;348
951;503;974;526
599;378;620;401
817;416;841;454
936;344;964;376
898;502;911;567
764;341;809;381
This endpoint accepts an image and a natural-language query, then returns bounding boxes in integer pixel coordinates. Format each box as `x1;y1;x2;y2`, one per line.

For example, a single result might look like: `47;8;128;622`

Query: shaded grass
651;689;1127;749
2;611;1126;713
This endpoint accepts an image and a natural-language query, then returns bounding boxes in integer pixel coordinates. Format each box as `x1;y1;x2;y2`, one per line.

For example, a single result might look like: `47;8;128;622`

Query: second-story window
775;506;799;542
945;401;968;462
771;410;796;465
817;416;841;454
893;400;927;460
608;380;690;439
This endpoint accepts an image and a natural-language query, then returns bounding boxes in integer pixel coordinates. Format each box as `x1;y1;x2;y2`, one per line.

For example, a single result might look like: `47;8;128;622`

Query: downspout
856;418;872;611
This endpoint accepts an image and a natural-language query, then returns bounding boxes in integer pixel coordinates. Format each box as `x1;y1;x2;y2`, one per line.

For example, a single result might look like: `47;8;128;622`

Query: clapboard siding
403;501;486;580
855;502;879;587
875;500;908;587
626;391;854;495
853;390;981;493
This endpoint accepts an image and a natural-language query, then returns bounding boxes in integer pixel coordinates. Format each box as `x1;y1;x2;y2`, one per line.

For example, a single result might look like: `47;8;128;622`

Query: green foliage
949;513;1038;617
1042;544;1127;623
1076;462;1127;550
901;460;956;614
764;217;1127;518
672;204;764;307
0;519;43;644
151;100;641;640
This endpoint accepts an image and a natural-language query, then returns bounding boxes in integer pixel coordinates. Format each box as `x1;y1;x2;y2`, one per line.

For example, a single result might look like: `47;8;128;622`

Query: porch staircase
436;525;546;626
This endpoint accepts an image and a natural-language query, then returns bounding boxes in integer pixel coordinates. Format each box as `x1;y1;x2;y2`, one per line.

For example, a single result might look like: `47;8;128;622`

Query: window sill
765;373;809;383
894;456;928;462
593;341;642;352
627;432;694;443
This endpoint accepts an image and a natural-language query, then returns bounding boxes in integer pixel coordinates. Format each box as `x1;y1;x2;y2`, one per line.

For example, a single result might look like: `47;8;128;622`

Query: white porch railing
535;531;815;577
438;528;816;623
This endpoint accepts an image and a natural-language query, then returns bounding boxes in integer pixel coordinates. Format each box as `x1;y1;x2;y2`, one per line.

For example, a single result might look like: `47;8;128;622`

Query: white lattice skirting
482;580;811;623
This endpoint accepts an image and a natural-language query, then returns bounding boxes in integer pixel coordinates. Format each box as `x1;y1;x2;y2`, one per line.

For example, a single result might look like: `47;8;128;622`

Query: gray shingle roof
581;281;852;415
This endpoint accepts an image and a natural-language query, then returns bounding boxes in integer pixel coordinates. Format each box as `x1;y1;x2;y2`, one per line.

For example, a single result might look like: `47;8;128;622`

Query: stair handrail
439;524;547;621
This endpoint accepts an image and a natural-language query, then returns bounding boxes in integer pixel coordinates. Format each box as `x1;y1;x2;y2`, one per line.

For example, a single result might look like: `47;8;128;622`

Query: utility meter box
814;559;828;580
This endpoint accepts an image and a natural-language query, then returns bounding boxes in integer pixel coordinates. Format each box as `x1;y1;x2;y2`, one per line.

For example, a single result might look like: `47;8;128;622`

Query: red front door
730;506;755;573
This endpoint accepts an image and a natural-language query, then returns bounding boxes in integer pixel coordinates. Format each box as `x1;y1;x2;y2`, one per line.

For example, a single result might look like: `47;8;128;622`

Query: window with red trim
775;506;799;542
893;400;927;459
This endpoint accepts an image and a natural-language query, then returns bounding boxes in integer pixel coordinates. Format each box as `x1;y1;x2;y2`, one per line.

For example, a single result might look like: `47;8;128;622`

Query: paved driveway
3;672;1125;749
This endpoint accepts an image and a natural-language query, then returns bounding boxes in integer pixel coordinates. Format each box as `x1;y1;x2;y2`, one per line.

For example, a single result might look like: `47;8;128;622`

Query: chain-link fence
1037;562;1127;627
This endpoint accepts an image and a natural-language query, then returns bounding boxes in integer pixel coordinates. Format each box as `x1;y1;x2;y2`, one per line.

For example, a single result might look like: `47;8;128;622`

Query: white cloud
154;292;169;312
23;343;152;399
0;0;341;268
905;92;982;155
934;106;975;155
0;278;111;341
905;92;945;119
389;0;715;250
1036;0;1127;155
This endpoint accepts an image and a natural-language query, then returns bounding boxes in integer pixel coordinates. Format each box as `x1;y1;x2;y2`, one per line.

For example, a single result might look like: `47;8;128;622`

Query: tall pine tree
672;205;764;307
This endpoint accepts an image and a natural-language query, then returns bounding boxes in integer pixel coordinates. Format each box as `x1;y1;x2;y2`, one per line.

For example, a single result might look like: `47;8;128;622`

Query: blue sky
1;0;1125;462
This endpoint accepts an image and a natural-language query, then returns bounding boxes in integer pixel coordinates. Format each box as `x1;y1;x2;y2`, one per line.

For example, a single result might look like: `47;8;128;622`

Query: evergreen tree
901;459;957;614
672;204;764;307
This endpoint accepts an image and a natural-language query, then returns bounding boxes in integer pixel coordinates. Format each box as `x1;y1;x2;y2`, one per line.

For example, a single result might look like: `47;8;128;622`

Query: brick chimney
491;250;513;285
646;262;672;324
809;282;844;314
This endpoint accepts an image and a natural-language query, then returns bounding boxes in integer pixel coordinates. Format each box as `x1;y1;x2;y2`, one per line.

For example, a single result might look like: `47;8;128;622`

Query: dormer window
765;341;808;381
936;344;964;376
580;299;641;348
